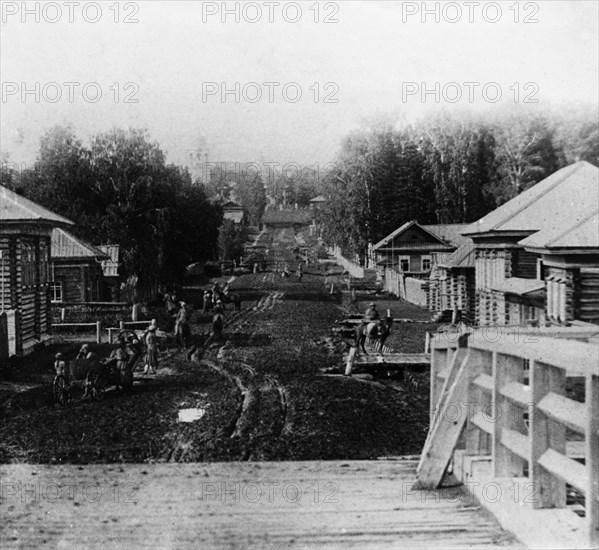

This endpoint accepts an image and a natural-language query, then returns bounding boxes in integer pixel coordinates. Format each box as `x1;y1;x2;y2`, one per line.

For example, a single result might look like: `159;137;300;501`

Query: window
50;282;63;303
39;241;49;284
399;256;410;272
21;243;36;286
421;256;432;271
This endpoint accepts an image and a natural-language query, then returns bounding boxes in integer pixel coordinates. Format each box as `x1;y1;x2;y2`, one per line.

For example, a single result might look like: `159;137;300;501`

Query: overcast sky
1;0;598;171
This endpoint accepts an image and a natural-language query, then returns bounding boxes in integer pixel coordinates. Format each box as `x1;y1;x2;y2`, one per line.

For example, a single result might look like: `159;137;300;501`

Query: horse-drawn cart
53;330;143;406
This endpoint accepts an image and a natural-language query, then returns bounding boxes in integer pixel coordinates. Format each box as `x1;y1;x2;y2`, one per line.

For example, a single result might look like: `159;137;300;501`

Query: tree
218;219;244;262
236;171;266;226
420;114;497;222
16;125;221;298
491;111;564;204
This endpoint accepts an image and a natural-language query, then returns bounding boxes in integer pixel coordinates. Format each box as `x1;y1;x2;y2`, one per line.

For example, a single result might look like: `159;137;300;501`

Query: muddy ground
0;233;438;464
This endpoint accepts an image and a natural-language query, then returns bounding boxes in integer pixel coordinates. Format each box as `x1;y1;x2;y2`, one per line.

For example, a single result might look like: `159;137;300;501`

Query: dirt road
0;232;433;464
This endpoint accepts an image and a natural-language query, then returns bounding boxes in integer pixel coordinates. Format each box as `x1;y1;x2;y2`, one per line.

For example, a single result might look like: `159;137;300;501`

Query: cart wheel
53;375;71;406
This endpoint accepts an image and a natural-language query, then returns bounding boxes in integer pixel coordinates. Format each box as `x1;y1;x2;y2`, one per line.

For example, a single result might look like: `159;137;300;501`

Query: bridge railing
429;326;598;545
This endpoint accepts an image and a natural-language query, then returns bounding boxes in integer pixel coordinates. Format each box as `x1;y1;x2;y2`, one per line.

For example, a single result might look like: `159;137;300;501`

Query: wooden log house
99;244;121;302
262;208;314;231
463;161;599;326
427;243;476;322
222;201;245;225
369;221;470;277
50;228;110;303
0;185;73;357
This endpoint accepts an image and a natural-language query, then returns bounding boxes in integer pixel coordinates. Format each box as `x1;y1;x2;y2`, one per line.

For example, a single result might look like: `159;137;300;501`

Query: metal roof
491;277;545;296
51;228;109;259
373;221;466;251
0;185;73;226
464;161;598;238
422;224;471;247
520;210;599;251
438;243;476;269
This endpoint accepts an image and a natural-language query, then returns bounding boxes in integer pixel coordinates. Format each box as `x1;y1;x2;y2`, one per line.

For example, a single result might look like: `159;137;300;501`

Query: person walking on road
174;302;190;349
143;320;159;374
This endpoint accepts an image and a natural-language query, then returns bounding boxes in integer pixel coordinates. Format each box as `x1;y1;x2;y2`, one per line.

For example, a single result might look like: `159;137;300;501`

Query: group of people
280;263;303;280
167;286;228;350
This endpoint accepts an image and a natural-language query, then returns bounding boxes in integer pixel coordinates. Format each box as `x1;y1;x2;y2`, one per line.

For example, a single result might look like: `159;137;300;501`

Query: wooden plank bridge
0;460;521;550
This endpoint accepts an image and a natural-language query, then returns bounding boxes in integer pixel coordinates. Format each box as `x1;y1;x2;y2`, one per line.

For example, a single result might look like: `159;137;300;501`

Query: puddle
178;408;206;423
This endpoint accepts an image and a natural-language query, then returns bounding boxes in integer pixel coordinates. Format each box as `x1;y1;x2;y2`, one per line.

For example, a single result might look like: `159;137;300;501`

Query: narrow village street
1;230;522;550
0;228;434;464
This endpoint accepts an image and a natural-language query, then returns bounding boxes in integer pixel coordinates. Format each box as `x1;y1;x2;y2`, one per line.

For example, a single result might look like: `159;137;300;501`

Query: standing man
174;302;190;349
143;322;158;375
343;322;368;377
212;310;224;342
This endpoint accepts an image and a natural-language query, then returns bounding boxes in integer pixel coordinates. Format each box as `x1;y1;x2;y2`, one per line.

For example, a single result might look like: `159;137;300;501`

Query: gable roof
463;161;598;237
51;228;109;259
309;195;326;203
372;220;460;251
0;185;73;226
422;224;471;247
263;209;313;225
520;210;599;251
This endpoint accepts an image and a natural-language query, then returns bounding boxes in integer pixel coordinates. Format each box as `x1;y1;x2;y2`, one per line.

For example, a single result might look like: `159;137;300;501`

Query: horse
360;317;393;353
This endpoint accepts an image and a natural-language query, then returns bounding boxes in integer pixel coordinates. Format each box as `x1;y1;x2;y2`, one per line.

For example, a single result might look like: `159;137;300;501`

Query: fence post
96;321;101;344
119;321;125;331
586;373;599;545
493;352;526;478
530;360;566;509
429;341;445;425
464;348;488;456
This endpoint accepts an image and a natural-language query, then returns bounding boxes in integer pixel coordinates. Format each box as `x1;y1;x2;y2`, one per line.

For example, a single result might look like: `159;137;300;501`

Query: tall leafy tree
16;126;221;297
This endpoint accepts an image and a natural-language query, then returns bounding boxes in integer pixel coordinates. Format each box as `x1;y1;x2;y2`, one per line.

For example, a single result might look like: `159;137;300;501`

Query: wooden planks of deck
0;460;521;549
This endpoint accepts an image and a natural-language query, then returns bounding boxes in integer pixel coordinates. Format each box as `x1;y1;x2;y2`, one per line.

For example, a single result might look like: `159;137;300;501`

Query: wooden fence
423;326;599;546
383;268;403;297
329;246;364;278
51;320;152;344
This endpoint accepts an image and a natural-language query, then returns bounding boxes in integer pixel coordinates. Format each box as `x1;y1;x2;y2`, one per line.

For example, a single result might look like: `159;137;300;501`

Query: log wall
0;229;52;355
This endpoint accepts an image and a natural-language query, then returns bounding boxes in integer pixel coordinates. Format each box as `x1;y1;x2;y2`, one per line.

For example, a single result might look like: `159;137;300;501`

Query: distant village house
50;228;110;303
